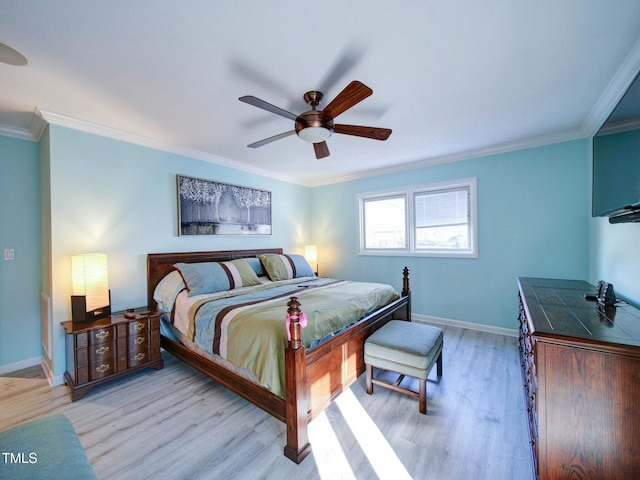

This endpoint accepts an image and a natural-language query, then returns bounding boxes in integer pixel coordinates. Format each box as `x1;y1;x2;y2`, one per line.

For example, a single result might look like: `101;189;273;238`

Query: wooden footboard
147;250;410;464
283;278;410;463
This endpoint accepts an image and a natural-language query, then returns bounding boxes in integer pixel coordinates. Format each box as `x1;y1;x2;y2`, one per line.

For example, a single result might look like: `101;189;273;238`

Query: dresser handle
134;336;145;345
134;353;146;361
95;330;110;340
96;363;110;373
95;346;110;355
134;322;145;331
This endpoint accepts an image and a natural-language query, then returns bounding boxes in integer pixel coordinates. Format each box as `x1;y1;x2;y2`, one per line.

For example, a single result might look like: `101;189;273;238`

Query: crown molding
0;105;602;188
34;108;302;185
30;109;48;140
308;128;588;187
597;117;640;136
583;37;640;137
0;122;37;141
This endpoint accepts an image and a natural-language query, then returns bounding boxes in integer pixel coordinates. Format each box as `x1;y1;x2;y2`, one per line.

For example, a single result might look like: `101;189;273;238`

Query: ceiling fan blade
239;96;298;121
320;81;373;120
334;124;392;141
248;130;295;148
313;141;330;159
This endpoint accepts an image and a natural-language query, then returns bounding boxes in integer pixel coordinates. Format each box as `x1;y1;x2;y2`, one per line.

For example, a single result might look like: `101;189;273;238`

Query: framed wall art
177;175;272;236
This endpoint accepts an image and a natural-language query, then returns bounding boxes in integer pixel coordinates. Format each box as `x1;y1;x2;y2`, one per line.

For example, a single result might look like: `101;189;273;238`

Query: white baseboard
412;313;518;338
0;356;65;386
40;357;65;386
0;356;41;375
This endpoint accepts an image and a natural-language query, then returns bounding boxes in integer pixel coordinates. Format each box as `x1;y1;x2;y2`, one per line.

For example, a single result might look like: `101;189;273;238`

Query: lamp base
71;293;111;324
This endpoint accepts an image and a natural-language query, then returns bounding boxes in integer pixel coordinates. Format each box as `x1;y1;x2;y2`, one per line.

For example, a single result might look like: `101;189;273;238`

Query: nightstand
61;308;164;401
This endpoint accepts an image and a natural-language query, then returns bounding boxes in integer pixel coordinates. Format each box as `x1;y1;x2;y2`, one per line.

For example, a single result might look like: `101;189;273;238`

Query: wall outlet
4;248;15;260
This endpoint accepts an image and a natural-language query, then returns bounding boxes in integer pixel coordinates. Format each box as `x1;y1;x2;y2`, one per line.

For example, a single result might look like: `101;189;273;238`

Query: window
362;194;407;250
358;178;477;258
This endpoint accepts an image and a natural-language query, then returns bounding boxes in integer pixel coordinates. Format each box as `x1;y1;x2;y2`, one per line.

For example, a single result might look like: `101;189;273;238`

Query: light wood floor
0;325;534;480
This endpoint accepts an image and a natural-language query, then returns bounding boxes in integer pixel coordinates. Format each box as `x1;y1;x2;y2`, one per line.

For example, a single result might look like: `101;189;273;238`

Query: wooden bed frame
147;248;411;463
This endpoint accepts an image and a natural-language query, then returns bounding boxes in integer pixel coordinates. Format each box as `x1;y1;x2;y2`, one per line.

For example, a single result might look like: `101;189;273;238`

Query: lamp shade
304;245;318;266
71;254;110;313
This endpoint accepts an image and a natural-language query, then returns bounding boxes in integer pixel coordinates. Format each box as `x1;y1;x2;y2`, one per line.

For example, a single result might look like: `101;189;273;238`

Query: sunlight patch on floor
308;410;356;480
335;390;412;480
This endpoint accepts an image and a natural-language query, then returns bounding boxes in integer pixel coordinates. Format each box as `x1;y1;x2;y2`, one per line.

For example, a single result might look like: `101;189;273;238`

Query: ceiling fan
239;80;392;159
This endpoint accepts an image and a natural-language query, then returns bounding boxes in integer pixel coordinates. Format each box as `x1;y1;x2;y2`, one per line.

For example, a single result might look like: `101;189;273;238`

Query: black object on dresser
62;308;164;401
517;277;640;480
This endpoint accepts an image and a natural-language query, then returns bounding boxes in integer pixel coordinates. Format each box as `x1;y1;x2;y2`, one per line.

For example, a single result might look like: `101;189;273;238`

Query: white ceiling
1;1;640;186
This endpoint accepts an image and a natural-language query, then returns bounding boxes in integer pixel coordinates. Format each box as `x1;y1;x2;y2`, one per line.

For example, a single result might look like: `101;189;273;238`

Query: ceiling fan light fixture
297;126;332;143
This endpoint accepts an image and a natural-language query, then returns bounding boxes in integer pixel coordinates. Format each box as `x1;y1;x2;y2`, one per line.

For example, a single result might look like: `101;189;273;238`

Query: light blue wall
0;136;41;365
45;125;312;375
311;140;591;330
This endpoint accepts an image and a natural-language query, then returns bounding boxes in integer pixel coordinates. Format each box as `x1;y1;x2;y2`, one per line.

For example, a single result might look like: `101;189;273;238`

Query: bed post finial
287;297;303;349
402;266;410;297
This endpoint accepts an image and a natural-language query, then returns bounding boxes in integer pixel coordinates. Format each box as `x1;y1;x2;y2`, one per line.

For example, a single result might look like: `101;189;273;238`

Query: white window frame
358;177;478;258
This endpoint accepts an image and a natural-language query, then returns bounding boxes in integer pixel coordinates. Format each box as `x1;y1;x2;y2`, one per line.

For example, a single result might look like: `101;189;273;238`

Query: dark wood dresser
62;308;164;401
517;277;640;480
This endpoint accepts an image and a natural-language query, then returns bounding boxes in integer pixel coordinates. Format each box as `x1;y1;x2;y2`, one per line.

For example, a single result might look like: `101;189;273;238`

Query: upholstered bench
365;320;443;414
0;415;96;480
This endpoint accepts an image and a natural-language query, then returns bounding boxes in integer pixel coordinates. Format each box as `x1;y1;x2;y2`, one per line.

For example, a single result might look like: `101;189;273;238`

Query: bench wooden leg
419;378;427;414
366;363;373;394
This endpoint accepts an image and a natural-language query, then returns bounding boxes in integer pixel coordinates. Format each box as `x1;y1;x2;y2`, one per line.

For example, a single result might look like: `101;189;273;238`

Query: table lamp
71;253;111;324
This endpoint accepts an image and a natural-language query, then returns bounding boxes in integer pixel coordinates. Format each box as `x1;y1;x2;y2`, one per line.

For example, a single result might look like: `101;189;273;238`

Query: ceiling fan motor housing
294;90;333;142
295;110;334;140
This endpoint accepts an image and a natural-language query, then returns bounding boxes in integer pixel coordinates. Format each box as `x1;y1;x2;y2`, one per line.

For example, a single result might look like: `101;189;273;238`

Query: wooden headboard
146;248;283;310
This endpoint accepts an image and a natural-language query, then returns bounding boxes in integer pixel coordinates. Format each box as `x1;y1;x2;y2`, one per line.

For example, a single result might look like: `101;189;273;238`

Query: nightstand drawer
128;319;149;335
88;326;115;345
128;334;148;350
76;341;115;367
128;349;149;367
89;360;114;381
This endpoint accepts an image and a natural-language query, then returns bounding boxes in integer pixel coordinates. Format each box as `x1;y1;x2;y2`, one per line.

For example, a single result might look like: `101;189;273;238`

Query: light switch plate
4;248;15;260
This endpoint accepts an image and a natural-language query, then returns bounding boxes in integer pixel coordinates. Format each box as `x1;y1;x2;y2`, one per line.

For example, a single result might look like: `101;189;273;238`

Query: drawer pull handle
96;363;110;373
134;322;146;331
95;346;110;355
95;330;110;339
134;353;146;361
134;336;145;345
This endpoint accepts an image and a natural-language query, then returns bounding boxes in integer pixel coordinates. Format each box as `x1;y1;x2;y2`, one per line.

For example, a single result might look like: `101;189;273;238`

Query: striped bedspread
185;278;399;397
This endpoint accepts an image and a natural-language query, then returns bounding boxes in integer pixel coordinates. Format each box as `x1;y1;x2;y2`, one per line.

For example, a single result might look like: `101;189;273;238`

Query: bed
147;248;411;463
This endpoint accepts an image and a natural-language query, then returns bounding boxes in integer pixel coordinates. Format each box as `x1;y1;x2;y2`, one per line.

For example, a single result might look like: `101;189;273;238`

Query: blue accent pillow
288;254;316;277
173;260;260;296
174;262;233;296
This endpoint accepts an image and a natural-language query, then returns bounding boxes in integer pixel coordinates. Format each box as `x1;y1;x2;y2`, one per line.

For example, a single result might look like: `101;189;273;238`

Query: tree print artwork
178;175;272;235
